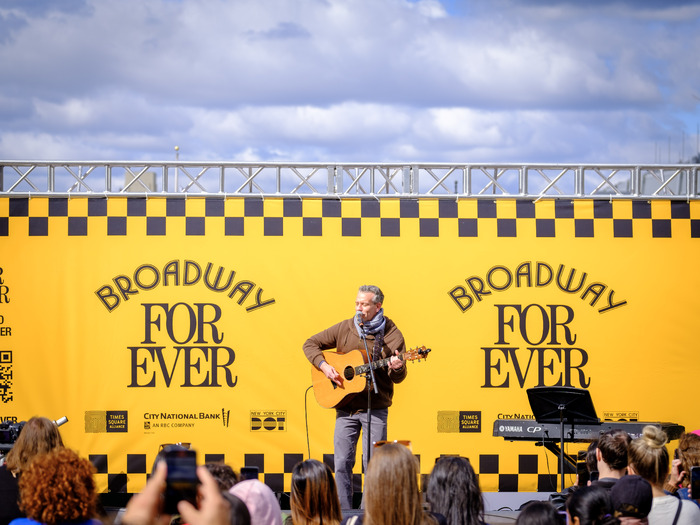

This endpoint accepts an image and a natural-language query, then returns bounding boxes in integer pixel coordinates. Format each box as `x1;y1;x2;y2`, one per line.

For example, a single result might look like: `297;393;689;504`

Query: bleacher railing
0;162;698;199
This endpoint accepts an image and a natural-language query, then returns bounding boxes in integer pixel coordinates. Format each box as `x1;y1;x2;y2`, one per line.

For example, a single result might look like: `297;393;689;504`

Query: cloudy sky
1;0;699;164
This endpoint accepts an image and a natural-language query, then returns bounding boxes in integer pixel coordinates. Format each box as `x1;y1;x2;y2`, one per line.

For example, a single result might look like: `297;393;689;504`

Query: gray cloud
0;0;698;163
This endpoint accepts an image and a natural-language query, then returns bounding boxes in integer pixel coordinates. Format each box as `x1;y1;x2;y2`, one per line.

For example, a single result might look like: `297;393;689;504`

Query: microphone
355;311;364;327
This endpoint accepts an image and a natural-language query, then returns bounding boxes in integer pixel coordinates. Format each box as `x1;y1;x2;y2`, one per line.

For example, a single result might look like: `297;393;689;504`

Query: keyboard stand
527;387;600;492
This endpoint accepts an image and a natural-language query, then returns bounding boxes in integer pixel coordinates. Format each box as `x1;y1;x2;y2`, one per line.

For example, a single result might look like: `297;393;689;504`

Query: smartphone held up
691;466;700;500
163;445;199;515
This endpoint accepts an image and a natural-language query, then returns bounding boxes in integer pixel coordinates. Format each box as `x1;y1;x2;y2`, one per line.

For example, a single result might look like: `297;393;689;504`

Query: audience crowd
0;417;65;525
1;417;699;525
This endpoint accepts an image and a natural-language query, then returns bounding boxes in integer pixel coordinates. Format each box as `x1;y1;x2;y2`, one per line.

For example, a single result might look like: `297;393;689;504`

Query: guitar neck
355;353;404;375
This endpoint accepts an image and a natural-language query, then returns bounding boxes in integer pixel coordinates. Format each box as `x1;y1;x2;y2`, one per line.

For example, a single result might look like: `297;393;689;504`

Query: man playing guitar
302;285;406;510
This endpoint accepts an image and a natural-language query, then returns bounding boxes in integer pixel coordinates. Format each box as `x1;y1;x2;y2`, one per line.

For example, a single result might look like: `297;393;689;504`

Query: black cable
304;384;313;460
541;434;557;492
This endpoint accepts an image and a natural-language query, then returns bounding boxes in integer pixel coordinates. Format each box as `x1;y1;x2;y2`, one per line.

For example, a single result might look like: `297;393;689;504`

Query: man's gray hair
358;285;384;304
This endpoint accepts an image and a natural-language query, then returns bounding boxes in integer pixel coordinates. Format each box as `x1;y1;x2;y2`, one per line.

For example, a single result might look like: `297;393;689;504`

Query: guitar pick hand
320;361;342;386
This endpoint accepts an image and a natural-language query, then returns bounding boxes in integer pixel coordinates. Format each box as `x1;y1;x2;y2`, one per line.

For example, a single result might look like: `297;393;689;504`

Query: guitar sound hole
343;367;354;381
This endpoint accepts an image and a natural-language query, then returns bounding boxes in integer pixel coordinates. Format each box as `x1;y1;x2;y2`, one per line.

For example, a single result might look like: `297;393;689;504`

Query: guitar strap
372;330;385;361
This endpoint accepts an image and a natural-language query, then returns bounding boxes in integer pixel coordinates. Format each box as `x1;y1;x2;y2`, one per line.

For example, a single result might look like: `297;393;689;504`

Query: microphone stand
358;320;378;504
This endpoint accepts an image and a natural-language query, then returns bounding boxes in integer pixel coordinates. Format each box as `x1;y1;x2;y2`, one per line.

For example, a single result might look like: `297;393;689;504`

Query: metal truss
0;162;698;199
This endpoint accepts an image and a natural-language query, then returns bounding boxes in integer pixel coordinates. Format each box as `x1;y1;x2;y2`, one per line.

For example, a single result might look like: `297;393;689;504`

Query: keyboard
493;419;685;442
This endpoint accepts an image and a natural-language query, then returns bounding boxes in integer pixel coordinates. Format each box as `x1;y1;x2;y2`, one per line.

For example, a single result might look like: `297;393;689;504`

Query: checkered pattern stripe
1;197;699;237
89;452;311;495
90;450;575;495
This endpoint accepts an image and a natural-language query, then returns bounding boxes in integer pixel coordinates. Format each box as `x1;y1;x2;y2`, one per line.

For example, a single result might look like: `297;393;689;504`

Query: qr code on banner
0;351;12;403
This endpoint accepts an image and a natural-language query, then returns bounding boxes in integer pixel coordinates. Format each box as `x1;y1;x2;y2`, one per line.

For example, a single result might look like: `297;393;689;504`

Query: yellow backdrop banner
0;196;698;495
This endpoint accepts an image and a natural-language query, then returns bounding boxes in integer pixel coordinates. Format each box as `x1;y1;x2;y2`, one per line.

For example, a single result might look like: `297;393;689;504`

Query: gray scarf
354;308;386;360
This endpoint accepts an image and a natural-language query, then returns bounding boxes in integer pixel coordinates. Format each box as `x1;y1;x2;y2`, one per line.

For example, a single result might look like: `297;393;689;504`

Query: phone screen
577;461;590;487
240;466;259;480
164;447;198;514
691;466;700;499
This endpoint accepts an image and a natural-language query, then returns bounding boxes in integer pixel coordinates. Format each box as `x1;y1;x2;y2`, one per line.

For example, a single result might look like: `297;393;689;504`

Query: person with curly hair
203;462;239;492
426;456;485;525
285;459;342;525
628;425;700;524
11;448;100;525
666;431;700;507
0;417;64;525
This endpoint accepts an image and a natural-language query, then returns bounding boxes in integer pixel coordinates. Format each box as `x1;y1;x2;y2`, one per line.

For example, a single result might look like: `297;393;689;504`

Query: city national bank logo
144;409;230;430
250;410;286;431
85;411;128;433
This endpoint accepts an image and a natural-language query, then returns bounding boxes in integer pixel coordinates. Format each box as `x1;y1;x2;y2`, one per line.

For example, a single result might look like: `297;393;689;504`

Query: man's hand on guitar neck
320;360;342;386
388;349;404;371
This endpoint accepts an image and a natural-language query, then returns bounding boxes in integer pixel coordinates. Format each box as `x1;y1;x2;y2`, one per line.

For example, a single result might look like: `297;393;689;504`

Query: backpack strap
671;499;683;525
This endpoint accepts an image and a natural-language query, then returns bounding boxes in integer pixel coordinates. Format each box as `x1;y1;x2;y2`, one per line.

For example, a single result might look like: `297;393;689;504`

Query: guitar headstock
403;345;431;362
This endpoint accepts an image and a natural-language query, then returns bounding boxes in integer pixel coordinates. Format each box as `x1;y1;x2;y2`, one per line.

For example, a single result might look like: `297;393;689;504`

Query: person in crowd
11;448;100;525
205;462;239;492
426;456;485;525
341;442;439;525
549;440;599;511
514;501;563;525
627;425;700;524
122;461;231;525
665;431;700;506
229;479;282;525
609;475;652;525
586;440;599;477
303;285;407;509
565;485;618;525
593;430;631;491
151;443;193;475
283;459;341;525
146;444;196;525
0;417;64;525
221;493;251;525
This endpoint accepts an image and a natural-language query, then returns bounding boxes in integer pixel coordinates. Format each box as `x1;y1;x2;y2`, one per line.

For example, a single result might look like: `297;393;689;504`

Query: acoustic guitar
311;346;431;408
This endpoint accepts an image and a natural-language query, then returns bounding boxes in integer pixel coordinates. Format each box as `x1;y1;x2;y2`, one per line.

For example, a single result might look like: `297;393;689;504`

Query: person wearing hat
610;475;652;524
229;479;282;525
